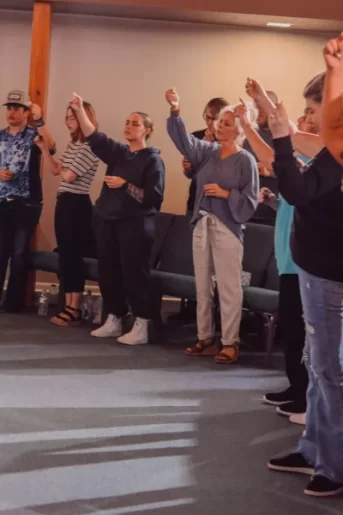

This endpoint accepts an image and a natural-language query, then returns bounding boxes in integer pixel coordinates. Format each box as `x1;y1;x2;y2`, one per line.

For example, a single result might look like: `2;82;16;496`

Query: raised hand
323;34;343;71
245;78;265;101
31;103;42;121
235;99;251;127
268;103;290;139
70;92;83;112
203;183;229;199
165;88;180;110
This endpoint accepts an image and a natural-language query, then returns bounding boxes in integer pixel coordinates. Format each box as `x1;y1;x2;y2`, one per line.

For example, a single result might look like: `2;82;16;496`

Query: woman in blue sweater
166;88;259;364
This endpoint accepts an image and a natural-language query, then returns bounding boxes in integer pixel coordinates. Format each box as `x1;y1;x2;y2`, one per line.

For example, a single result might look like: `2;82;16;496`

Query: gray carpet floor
0;313;342;515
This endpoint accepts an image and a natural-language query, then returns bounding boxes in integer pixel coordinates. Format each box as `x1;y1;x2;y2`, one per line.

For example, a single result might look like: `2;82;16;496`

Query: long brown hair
67;101;98;143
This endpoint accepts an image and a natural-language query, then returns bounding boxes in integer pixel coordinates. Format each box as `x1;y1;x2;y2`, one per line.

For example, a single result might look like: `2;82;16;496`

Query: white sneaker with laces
117;318;148;345
91;314;122;338
289;413;306;426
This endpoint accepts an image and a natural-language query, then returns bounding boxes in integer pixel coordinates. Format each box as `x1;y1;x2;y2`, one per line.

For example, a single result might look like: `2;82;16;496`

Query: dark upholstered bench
29;214;279;362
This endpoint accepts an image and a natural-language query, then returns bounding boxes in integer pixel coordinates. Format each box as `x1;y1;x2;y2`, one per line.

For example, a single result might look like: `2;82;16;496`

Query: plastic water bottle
49;284;59;305
38;289;50;316
92;296;103;325
82;291;93;323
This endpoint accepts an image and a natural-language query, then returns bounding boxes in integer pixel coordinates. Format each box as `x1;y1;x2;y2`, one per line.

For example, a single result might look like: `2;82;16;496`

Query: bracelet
170;107;180;116
35;118;45;128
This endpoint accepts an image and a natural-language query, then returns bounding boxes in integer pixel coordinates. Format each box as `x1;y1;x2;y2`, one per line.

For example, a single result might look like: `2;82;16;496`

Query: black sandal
51;305;82;327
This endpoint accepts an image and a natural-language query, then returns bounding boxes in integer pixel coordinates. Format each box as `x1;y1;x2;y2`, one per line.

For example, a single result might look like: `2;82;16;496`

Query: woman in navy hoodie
70;93;165;346
266;72;343;498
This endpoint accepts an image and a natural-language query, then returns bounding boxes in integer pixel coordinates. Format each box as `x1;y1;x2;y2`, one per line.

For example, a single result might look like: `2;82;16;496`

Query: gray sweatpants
193;214;243;347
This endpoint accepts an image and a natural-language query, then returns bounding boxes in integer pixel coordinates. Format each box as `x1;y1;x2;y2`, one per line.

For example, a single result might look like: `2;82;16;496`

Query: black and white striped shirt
59;141;99;194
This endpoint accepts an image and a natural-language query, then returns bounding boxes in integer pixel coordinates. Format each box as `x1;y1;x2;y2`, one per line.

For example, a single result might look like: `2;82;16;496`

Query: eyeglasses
203;114;218;123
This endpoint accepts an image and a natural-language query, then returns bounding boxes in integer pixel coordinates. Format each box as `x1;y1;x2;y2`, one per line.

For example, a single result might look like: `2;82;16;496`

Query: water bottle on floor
49;284;59;305
82;290;93;323
38;289;50;316
92;296;103;325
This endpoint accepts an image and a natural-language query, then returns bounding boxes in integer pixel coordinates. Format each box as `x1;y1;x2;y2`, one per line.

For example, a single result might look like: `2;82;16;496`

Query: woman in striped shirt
36;102;99;326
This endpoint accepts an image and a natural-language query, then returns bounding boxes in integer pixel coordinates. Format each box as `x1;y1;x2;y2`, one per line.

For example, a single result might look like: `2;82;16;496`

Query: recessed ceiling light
266;22;293;28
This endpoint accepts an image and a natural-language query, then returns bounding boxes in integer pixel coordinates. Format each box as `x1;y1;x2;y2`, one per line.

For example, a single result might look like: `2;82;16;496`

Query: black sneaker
276;401;307;417
268;452;314;475
305;475;343;497
263;387;295;406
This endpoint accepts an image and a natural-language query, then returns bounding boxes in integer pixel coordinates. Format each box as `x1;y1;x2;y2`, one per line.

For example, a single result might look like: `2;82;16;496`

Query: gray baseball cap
3;90;31;108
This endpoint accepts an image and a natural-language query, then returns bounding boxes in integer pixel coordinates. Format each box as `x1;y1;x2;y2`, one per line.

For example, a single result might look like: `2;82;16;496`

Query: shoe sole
91;333;122;338
304;486;343;497
268;463;314;476
117;340;148;345
276;407;305;417
263;397;295;407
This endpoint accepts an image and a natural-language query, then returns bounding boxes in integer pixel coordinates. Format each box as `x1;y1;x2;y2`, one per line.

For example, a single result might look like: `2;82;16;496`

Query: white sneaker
289;413;306;426
91;314;122;338
117;318;148;345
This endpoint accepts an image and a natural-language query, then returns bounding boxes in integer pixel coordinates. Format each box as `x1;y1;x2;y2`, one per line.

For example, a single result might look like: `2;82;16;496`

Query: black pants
55;193;93;293
0;200;42;312
95;214;155;319
279;274;308;402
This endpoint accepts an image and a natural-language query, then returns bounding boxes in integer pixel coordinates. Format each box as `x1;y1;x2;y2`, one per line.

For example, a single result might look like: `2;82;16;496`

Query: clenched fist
70;92;83;112
165;88;180;110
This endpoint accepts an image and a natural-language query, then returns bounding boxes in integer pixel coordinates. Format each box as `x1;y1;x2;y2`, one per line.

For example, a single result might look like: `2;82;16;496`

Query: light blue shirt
275;155;310;275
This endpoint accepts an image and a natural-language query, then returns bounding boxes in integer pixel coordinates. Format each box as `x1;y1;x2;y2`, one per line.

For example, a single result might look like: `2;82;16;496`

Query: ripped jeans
297;268;343;483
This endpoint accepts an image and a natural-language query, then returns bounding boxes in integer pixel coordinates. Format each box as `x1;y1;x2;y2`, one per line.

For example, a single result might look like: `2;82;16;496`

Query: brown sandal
185;339;216;356
51;306;82;327
215;345;239;365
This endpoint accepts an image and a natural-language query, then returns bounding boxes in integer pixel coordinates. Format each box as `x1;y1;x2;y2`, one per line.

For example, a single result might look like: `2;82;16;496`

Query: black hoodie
87;131;165;220
273;136;343;282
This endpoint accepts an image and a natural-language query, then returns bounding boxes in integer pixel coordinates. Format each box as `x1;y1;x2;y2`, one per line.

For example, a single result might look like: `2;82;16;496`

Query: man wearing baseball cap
0;89;55;313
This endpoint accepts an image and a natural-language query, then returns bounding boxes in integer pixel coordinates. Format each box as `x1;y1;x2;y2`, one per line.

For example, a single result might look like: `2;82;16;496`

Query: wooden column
26;1;52;307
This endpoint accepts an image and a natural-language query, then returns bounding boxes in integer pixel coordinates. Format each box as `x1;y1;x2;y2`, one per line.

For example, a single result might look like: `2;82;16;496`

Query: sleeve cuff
272;136;294;156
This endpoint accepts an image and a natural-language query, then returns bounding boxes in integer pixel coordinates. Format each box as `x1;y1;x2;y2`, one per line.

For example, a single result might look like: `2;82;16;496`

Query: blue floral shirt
0;125;49;202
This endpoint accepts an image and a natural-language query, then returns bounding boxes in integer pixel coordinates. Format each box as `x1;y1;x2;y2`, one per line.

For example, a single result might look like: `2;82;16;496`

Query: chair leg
263;312;278;365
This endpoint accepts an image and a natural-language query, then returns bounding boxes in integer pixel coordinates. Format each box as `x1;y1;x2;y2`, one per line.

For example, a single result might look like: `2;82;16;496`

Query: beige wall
0;11;31;124
1;11;328;255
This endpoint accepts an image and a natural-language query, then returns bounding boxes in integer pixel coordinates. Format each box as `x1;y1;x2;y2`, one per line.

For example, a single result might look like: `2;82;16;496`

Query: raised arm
70;93;124;165
165;88;213;170
245;78;322;160
235;100;274;170
269;104;342;206
322;34;343;165
31;103;55;153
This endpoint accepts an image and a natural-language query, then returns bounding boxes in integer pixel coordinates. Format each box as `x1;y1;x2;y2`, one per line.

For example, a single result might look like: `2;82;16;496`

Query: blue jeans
298;267;343;483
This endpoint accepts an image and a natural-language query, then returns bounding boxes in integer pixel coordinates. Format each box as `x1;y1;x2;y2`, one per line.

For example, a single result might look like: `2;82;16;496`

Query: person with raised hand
166;87;259;365
0;91;55;314
266;90;343;497
69;93;165;346
236;95;309;421
322;33;343;165
35;101;99;327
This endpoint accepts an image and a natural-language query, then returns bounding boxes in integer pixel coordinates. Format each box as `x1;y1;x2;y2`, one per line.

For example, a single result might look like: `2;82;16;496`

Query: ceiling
1;0;342;35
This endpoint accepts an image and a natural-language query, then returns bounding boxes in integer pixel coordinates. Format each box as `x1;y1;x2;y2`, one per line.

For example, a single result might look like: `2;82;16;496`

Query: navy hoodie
87;131;165;220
